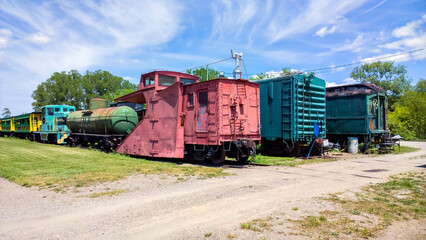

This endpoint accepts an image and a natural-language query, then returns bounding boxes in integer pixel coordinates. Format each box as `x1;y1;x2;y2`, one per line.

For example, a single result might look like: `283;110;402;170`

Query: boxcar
35;105;76;144
13;112;42;140
326;83;390;149
0;117;15;137
256;74;326;156
115;70;261;164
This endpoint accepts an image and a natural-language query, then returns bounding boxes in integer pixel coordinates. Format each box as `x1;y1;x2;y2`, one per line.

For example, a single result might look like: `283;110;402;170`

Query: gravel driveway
1;141;425;239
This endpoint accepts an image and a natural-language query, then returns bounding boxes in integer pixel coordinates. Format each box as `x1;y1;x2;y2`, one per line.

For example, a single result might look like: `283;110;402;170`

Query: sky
0;0;425;115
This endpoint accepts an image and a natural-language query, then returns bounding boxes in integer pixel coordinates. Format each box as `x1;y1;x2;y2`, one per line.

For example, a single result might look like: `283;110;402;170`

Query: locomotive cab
36;105;75;144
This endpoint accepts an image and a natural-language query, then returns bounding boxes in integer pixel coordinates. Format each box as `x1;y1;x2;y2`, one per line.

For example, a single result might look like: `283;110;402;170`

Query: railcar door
368;96;378;131
197;91;208;132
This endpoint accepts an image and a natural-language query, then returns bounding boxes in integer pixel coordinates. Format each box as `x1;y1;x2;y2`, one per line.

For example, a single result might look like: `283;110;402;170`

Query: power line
313;51;426;74
303;48;425;72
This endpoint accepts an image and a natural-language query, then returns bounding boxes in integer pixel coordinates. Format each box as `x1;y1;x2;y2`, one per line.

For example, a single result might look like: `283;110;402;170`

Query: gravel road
0;141;425;239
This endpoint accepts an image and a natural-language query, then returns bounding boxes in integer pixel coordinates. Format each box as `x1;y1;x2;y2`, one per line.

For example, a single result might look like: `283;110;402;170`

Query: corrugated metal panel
258;74;326;143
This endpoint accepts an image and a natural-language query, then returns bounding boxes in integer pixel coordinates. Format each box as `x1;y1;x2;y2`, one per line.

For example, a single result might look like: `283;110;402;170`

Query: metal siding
259;75;326;143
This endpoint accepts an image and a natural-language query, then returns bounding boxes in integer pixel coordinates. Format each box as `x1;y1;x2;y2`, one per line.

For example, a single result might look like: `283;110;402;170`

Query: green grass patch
0;138;228;189
80;189;127;198
293;172;426;239
240;217;272;232
392;145;420;154
249;153;336;167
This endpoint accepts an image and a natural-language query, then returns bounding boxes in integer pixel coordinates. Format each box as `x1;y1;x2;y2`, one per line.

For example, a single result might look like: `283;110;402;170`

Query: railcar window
42;107;46;115
70;109;75;112
63;108;67;112
188;93;194;107
55;108;60;112
159;75;175;86
145;76;155;86
47;108;54;116
199;91;208;107
181;78;196;85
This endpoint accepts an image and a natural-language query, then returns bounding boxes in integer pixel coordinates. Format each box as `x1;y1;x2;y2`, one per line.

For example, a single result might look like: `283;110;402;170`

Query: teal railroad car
257;74;326;156
326;83;390;149
35;105;76;144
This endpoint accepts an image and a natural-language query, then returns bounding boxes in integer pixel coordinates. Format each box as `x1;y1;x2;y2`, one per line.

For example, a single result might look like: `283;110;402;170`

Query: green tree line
32;70;137;110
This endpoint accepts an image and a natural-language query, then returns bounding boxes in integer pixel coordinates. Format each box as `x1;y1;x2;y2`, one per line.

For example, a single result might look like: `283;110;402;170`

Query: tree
2;108;11;118
32;70;137;110
389;80;426;140
186;67;219;82
250;67;294;81
350;61;411;109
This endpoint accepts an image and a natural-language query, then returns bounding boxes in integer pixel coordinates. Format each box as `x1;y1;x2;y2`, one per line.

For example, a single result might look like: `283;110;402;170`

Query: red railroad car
115;70;261;164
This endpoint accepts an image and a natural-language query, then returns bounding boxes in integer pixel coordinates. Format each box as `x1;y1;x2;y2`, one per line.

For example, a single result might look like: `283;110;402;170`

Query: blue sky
1;0;425;115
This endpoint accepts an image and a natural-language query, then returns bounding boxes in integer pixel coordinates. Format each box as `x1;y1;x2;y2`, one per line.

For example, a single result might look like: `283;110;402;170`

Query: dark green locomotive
326;83;390;148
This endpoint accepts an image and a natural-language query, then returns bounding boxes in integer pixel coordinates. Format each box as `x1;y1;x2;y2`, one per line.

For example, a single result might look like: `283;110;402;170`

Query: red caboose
115;71;260;164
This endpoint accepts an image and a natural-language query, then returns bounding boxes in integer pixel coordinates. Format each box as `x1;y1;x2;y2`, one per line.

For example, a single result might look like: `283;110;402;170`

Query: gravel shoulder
0;141;425;239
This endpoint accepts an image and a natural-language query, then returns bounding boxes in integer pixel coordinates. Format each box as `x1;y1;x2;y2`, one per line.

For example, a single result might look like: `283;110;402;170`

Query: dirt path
0;141;425;239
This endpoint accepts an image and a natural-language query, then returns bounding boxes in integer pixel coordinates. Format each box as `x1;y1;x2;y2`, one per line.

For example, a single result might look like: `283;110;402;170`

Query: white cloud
332;34;367;53
360;51;421;63
392;14;426;38
267;0;368;42
381;32;426;50
27;32;50;44
314;26;337;37
326;81;339;87
0;0;183;114
343;77;357;84
0;28;13;48
123;76;138;81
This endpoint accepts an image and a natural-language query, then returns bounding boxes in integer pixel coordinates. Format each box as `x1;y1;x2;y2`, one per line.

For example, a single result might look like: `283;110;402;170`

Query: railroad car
35;105;76;144
13;112;42;140
0;119;2;134
65;105;139;151
0;116;15;137
326;83;390;149
257;74;326;156
114;70;261;164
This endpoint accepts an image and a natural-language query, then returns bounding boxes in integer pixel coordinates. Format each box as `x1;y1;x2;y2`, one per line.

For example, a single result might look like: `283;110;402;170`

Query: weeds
293;172;425;239
249;153;336;166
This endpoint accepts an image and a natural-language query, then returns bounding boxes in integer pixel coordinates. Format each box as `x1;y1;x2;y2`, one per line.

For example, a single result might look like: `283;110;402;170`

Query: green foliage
388;80;426;140
251;67;294;81
350;61;411;109
31;70;137;110
2;108;11;117
186;67;219;82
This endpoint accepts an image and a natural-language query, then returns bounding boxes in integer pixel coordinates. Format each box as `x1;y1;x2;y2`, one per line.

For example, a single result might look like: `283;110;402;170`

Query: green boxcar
257;74;326;156
326;83;389;147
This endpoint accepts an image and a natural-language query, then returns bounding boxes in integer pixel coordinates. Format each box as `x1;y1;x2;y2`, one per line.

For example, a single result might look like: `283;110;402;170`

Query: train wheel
211;147;226;165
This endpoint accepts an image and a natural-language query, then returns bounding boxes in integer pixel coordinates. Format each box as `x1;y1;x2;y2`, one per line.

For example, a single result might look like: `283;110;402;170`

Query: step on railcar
114;70;261;164
35;105;76;144
326;83;390;151
257;74;327;156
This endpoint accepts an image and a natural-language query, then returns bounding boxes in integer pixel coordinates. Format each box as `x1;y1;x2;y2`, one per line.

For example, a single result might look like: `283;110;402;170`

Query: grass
0;138;228;190
392;145;420;154
249;153;336;167
80;189;127;198
240;217;273;232
294;172;426;239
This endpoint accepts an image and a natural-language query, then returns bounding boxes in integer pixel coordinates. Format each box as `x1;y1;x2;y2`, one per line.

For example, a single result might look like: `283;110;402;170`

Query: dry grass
294;172;426;239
